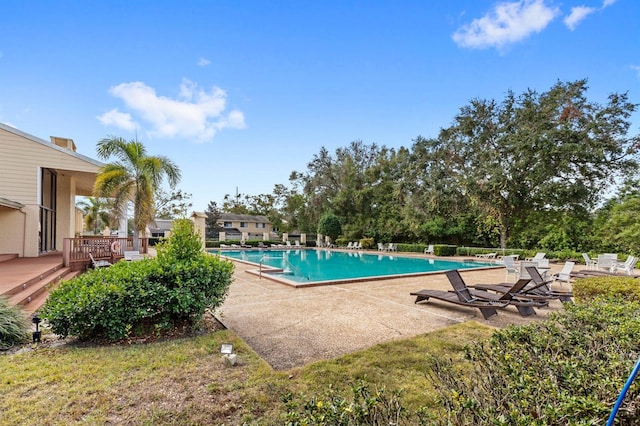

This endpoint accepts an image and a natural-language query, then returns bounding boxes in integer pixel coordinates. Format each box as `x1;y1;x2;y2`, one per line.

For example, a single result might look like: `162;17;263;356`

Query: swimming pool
211;249;497;286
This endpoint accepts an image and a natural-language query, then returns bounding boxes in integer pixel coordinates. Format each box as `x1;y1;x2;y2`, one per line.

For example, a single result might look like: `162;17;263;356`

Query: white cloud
103;79;245;142
602;0;617;7
452;0;560;50
198;57;211;67
564;6;596;31
631;65;640;79
97;109;137;131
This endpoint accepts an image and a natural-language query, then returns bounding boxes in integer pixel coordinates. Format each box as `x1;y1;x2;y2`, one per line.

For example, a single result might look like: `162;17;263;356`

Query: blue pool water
211;249;495;284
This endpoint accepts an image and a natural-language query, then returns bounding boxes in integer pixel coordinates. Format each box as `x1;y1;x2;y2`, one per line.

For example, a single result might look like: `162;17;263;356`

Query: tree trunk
132;226;140;251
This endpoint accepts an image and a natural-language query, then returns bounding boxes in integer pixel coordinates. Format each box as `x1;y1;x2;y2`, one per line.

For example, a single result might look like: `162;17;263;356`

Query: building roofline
0;122;104;168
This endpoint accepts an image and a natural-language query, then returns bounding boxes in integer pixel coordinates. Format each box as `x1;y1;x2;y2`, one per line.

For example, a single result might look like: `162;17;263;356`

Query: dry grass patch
1;322;494;424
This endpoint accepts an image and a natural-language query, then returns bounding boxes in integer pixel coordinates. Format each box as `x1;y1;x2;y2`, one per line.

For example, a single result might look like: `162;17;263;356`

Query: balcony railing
62;237;149;271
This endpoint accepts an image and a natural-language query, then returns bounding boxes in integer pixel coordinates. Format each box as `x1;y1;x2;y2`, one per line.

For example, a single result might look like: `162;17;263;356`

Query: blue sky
1;0;639;212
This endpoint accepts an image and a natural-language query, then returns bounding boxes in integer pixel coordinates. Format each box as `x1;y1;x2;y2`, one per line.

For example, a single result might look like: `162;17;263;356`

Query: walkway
217;256;568;370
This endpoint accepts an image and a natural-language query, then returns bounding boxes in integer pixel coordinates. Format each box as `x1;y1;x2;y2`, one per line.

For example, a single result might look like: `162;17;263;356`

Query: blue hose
606;356;640;426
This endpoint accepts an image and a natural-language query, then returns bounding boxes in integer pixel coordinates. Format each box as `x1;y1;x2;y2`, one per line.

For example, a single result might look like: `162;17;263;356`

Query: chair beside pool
411;270;539;319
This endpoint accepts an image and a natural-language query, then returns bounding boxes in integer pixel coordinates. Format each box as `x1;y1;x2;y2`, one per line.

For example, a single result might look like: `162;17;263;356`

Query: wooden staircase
0;253;80;314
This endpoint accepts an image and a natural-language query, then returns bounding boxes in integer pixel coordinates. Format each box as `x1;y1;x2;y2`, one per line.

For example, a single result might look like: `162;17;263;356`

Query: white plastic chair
552;261;575;287
582;253;596;269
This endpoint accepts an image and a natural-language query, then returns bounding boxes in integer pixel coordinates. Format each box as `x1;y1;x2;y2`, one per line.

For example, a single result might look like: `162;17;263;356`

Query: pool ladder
259;255;309;281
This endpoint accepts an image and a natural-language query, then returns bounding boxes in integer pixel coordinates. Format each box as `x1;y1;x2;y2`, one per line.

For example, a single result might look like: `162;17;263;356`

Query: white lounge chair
525;252;546;262
552;261;575;287
611;256;638;275
424;244;434;255
89;253;112;268
124;250;144;261
387;243;397;252
503;255;519;282
582;253;597;269
377;242;385;251
596;253;617;270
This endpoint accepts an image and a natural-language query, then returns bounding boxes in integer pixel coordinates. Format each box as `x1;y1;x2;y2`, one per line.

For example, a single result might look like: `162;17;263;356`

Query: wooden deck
0;253;79;314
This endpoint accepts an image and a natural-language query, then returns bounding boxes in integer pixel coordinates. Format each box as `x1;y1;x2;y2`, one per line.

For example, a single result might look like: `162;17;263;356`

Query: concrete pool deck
216;253;570;370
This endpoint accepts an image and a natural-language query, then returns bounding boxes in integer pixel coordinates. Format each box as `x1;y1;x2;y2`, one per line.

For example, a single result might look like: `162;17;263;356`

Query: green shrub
429;298;640;425
434;245;457;256
41;219;234;341
396;243;427;253
359;237;375;249
335;237;349;247
0;297;30;349
573;276;640;302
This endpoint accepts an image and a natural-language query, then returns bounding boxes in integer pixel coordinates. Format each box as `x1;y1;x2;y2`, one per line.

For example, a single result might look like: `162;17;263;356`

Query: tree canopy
94;136;181;249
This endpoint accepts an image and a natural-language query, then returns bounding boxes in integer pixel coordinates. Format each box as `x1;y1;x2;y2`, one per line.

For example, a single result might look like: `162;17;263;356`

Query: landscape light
32;315;41;343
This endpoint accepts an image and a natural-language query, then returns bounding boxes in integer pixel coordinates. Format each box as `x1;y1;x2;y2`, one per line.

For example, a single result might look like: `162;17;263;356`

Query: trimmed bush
359;237;375;249
573;275;640;302
0;297;30;349
433;244;457;256
41;219;234;341
429;297;640;424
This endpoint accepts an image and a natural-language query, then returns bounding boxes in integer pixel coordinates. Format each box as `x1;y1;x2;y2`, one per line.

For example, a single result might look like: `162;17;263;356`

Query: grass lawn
0;321;494;425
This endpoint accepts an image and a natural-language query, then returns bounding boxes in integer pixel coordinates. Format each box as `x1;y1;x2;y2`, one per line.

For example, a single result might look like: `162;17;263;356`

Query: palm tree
93;136;181;250
76;197;112;235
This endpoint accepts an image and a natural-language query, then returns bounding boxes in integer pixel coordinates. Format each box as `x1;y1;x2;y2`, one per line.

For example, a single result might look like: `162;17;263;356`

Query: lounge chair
444;270;538;317
89;253;112;269
387;243;397;252
124;250;144;261
551;261;575;286
610;255;638;275
294;240;302;248
411;281;509;320
473;265;573;304
377;242;385;251
582;253;597;269
596;253;617;270
525;252;546;262
424;244;434;255
503;255;519;282
257;242;267;249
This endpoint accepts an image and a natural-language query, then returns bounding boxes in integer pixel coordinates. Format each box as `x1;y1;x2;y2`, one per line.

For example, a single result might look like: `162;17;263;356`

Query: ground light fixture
32;315;41;343
220;343;237;366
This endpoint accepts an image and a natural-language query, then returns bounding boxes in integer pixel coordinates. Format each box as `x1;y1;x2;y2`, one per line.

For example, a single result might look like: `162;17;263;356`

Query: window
256;223;266;229
240;222;247;228
223;222;232;228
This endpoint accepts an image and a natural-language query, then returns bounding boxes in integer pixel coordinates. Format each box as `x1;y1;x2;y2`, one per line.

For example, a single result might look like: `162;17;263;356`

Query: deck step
1;264;65;298
8;267;70;307
20;269;80;314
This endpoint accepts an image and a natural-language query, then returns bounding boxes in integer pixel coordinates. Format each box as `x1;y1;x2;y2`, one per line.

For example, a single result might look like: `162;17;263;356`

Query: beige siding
0;127;100;204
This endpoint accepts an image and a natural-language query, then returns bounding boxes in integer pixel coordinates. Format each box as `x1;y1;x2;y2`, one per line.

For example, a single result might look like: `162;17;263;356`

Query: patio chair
503;255;519;282
526;252;546;261
582;253;597;269
89;253;112;269
124;250;141;261
411;277;509;320
294;240;302;248
424;244;434;255
377;242;385;251
473;265;573;304
611;255;638;275
444;270;538;317
596;253;617;270
551;261;575;287
387;243;397;252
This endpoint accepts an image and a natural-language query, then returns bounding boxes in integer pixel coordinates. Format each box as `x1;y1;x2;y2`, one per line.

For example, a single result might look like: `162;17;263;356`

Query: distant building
217;213;272;240
0;123;102;257
148;218;174;237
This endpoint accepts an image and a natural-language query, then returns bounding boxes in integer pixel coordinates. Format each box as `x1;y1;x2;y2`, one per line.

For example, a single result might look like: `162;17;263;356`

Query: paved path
217;254;568;370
